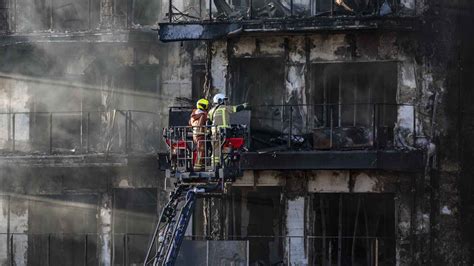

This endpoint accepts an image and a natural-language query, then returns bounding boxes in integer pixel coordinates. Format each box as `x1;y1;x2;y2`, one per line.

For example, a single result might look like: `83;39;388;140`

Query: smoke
1;192;158;264
0;0;167;154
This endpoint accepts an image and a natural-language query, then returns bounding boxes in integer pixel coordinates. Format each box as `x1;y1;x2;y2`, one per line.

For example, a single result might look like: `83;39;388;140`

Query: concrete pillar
100;0;114;28
0;0;8;33
210;41;228;93
286;196;307;265
240;190;249;237
204;197;223;240
9;195;28;265
0;196;8;264
98;192;112;266
285;37;307;135
395;191;413;266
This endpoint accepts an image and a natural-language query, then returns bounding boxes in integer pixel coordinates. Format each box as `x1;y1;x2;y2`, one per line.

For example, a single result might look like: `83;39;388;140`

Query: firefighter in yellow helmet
208;93;248;166
189;98;209;171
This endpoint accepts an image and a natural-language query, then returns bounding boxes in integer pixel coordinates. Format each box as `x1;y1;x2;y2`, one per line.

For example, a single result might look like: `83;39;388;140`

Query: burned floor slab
159;16;419;42
0;153;158;168
241;150;424;171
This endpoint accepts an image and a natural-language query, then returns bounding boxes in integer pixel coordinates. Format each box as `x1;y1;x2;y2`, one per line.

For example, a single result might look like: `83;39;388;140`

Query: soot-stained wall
159;5;471;261
0;0;472;265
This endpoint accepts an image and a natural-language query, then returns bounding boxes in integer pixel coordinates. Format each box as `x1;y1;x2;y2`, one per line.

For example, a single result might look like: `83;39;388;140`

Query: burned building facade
0;0;474;265
0;0;168;265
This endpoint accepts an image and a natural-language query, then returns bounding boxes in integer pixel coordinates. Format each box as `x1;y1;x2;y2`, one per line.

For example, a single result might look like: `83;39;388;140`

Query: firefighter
189;98;210;171
208;93;248;166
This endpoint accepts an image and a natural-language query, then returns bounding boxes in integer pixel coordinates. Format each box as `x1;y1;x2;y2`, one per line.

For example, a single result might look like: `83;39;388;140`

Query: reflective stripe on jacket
209;104;241;128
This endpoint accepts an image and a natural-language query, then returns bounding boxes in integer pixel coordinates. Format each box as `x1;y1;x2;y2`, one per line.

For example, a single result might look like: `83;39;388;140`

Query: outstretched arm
232;103;250;113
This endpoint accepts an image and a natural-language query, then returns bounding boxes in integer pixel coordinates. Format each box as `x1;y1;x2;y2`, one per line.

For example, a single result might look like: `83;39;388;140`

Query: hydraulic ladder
145;121;247;266
143;185;208;266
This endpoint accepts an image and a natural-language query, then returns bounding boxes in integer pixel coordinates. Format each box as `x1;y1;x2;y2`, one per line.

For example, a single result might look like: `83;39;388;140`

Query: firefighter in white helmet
208;93;248;166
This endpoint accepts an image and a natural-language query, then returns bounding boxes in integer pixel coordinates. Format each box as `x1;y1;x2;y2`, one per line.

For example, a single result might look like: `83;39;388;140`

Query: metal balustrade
163;124;248;173
0;110;161;155
1;233;393;265
0;103;419;156
166;0;418;23
249;103;418;151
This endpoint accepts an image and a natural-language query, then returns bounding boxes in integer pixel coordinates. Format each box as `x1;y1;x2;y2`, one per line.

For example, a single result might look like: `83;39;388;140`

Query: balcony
0;104;424;172
0;0;159;43
1;233;395;265
239;103;423;171
159;0;420;41
247;103;410;150
163;103;424;172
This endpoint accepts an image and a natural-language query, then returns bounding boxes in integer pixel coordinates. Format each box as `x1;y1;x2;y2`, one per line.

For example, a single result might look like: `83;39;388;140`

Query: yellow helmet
196;98;209;111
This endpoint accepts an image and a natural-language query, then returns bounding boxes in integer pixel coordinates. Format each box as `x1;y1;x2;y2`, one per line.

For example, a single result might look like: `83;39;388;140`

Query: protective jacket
208;103;246;128
189;109;208;134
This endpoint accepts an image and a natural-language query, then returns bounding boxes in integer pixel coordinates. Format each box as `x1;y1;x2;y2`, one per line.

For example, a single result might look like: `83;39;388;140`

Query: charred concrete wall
188;170;416;264
178;33;421;148
158;4;472;262
423;1;474;264
0;0;472;265
459;6;474;264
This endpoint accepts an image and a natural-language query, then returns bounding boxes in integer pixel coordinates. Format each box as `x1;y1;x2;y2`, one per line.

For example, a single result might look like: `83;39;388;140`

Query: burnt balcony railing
2;232;150;265
166;0;417;23
0;110;161;155
163;103;418;152
248;103;418;151
2;233;392;265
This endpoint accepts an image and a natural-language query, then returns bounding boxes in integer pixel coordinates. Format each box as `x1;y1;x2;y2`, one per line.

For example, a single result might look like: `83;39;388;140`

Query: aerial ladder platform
144;107;248;266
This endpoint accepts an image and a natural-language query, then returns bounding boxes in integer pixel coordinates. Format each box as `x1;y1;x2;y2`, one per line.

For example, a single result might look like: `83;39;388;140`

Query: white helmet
213;93;227;104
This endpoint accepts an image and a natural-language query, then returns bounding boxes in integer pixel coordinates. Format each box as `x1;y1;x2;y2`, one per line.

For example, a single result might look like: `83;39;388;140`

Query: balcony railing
1;0;160;35
0;110;160;155
3;232;150;265
0;104;418;156
248;103;418;151
166;0;418;23
2;233;393;265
